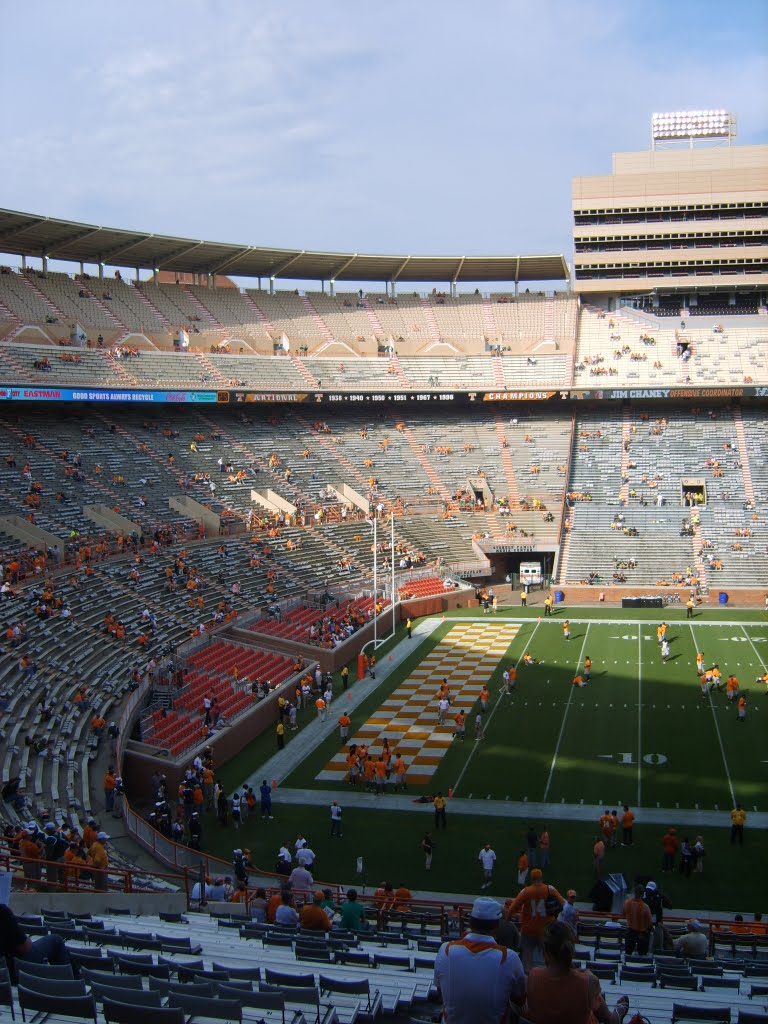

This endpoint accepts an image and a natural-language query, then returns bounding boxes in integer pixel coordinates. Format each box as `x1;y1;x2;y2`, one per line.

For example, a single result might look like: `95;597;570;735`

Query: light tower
651;109;736;150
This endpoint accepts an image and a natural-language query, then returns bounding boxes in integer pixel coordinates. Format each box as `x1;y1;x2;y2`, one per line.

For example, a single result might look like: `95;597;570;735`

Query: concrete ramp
0;516;65;555
83;504;142;537
169;495;220;534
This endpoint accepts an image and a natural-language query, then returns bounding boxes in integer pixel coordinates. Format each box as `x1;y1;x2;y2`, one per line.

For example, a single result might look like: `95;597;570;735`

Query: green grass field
199;606;768;912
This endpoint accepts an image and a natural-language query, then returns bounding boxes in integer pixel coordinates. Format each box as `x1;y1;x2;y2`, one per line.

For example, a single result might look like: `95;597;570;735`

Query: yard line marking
741;625;767;672
690;623;736;808
451;620;541;797
543;623;590;803
637;628;645;806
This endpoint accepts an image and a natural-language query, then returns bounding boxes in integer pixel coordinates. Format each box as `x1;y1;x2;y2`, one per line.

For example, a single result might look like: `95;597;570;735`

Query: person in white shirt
438;698;450;725
289;864;314;891
434;897;525;1024
296;845;315;869
479;844;497;890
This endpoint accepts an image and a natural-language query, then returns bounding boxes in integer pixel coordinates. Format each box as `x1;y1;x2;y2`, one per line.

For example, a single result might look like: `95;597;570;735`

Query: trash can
718;592;728;605
554;590;565;603
603;872;629;914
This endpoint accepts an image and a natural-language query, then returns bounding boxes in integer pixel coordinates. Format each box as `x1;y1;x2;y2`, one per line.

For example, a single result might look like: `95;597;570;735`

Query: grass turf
198;606;767;912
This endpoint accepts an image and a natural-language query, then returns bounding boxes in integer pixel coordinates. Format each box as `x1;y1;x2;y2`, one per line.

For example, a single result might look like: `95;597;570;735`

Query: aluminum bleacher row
1;907;766;1023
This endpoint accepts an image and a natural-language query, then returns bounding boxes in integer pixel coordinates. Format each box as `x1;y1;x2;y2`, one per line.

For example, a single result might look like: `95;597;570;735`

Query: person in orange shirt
315;697;326;722
726;674;739;702
393;754;406;791
394;883;412;913
710;664;723;692
583;656;592;682
374;758;387;795
453;710;466;741
300;890;332;931
508;868;564;972
346;751;359;785
621;805;635;846
363;757;375;791
563;620;570;641
599;809;612;844
479;686;490;714
737;695;747;722
573;673;586;688
338;713;350;742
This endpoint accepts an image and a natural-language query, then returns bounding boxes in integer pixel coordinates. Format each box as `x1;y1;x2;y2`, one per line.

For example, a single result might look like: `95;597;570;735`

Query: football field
294;610;768;813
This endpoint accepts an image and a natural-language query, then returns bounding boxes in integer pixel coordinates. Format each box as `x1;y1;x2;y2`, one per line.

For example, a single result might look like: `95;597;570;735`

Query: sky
2;0;767;275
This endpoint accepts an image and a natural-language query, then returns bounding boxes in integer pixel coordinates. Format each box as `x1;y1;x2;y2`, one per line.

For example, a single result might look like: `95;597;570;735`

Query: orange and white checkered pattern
316;622;520;785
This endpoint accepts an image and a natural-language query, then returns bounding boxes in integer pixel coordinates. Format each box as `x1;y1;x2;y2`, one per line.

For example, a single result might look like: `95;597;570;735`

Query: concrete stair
242;293;277;335
182;286;223;329
419;297;442;342
494;414;520;503
362;298;385;338
19;274;64;319
134;285;172;330
543;296;555;343
290;354;319;389
300;295;334;342
85;290;128;332
481;297;498;340
732;406;755;505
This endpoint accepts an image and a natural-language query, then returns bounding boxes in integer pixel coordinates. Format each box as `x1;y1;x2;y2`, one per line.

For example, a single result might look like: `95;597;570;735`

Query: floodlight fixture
651;110;735;148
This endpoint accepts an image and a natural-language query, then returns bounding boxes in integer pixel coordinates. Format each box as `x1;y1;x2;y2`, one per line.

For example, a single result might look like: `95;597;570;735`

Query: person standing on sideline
479;843;496;890
621;805;635;846
563;620;570;641
406;617;412;639
517;850;529;887
730;804;746;844
338;712;350;743
260;779;274;820
539;826;550;868
643;880;672;954
340;665;349;690
661;826;679;871
422;831;434;870
661;638;670;663
433;897;526;1024
276;720;285;749
521;589;527;608
623;884;653;954
686;597;694;618
593;836;606;878
330;800;343;838
434;792;447;829
526;824;538;869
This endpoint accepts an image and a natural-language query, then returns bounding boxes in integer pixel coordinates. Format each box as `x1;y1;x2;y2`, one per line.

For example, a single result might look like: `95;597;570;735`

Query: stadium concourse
0;286;767;1022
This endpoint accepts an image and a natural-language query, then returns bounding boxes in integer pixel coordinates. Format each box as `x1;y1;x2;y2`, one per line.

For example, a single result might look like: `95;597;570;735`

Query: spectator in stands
0;903;72;976
88;831;110;892
525;921;629;1023
623;884;653;955
300;890;332;931
434;897;525;1022
674;919;709;958
275;888;300;927
508;868;564;972
339;888;367;931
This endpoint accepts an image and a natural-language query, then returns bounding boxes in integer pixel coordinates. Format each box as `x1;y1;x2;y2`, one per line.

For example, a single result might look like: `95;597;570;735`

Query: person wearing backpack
507;868;564;972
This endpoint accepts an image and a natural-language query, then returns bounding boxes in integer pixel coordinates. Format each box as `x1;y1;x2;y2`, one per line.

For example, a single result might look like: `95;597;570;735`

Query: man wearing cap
88;831;110;892
43;822;67;888
434;896;526;1024
674;919;709;958
643;881;672;954
623;884;653;955
507;868;564;972
300;891;332;932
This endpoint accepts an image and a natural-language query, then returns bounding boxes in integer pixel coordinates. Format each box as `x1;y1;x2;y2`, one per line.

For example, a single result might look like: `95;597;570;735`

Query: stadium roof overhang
0;209;569;283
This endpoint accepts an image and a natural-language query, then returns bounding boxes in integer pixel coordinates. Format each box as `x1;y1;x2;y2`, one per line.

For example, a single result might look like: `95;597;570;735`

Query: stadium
0;14;767;1021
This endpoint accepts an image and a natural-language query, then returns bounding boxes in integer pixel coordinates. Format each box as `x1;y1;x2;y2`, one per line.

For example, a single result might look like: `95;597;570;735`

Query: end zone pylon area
316;622;520;785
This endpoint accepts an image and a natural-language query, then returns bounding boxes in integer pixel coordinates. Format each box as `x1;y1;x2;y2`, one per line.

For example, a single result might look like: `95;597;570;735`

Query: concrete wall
83;504;142;537
169;495;220;534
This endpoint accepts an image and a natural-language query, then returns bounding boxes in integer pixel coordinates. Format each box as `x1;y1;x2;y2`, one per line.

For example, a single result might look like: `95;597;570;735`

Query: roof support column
98;262;104;280
153;267;158;285
79;261;84;276
211;273;216;289
269;277;274;295
135;266;140;282
41;254;48;273
21;255;26;270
